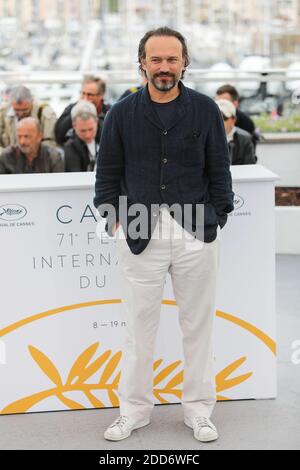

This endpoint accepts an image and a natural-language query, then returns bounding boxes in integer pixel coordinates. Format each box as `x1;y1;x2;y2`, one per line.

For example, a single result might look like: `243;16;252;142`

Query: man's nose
160;60;171;69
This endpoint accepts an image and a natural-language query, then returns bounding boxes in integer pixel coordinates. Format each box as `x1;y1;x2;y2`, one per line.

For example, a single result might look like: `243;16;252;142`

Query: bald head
16;117;41;133
16;117;42;159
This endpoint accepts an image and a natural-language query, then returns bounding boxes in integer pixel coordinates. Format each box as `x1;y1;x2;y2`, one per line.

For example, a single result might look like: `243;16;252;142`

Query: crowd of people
0;76;257;174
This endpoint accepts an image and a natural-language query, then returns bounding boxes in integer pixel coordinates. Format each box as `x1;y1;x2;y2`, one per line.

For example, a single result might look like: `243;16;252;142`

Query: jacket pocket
182;132;205;167
204;203;219;227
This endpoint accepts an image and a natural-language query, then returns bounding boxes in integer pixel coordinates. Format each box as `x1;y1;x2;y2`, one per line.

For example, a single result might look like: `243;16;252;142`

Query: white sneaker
185;416;219;442
104;415;150;441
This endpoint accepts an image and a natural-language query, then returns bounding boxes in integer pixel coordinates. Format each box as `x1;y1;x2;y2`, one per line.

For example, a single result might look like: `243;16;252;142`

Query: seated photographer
216;99;257;165
0;117;63;174
0;85;57;151
64;101;99;172
55;74;110;146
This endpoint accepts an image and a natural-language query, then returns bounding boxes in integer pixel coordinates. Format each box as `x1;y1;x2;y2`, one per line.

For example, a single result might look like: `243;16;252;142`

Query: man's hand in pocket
112;222;121;236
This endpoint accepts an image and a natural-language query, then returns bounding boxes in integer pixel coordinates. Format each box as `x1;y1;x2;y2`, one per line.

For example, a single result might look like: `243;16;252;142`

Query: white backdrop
0;166;278;414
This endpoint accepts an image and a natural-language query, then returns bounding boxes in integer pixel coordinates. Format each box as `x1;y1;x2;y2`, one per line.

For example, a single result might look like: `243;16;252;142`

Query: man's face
223;116;236;135
16;122;42;156
74;117;98;144
12;100;33;121
217;92;238;109
80;82;102;109
141;36;185;92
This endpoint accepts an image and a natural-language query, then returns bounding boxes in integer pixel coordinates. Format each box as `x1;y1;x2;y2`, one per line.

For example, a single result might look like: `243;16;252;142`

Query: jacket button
162;158;168;164
162;130;168;136
161;184;166;190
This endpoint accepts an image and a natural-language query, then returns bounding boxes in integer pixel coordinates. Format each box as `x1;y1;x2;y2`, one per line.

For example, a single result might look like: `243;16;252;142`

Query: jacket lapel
166;102;187;131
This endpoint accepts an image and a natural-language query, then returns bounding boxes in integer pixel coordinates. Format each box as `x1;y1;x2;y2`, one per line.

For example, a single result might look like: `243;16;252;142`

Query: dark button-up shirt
94;81;234;254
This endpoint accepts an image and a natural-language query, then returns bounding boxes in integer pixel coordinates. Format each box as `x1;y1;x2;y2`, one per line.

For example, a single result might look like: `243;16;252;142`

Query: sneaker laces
111;416;129;429
195;417;213;429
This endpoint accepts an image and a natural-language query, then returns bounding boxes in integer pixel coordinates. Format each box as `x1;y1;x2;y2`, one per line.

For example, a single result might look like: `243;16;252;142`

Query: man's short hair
138;26;190;79
71;100;98;123
82;74;106;96
216;84;239;102
16;117;41;133
10;85;33;104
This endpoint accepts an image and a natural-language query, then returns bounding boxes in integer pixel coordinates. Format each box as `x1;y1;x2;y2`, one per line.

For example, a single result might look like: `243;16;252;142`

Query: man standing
94;27;234;443
0;117;63;174
55;75;110;146
0;85;57;151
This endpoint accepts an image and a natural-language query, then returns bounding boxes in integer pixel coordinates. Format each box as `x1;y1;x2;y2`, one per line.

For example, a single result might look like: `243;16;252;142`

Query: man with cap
215;84;256;137
215;99;257;165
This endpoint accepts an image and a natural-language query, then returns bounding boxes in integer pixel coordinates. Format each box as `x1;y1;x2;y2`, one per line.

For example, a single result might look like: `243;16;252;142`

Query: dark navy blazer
94;81;234;254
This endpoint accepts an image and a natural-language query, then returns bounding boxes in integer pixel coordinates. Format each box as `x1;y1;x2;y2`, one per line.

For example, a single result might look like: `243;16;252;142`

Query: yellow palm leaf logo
216;357;253;401
1;343;252;414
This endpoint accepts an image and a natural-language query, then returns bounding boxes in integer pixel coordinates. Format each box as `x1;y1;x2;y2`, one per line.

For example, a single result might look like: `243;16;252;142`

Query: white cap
215;99;236;118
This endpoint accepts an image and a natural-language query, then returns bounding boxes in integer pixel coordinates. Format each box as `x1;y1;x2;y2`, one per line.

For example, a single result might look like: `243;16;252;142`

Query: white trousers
116;208;220;424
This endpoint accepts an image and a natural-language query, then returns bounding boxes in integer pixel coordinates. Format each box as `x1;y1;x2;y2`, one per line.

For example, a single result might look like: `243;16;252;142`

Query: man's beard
18;144;34;155
150;73;178;92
